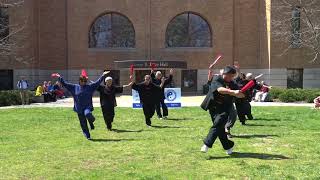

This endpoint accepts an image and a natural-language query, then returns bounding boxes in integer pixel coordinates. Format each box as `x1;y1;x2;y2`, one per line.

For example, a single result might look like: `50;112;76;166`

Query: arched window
89;12;135;48
165;12;212;48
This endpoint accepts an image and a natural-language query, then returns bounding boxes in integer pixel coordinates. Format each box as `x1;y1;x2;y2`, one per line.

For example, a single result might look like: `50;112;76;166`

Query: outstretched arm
123;81;133;88
217;88;245;98
89;71;110;90
255;74;264;80
55;74;75;92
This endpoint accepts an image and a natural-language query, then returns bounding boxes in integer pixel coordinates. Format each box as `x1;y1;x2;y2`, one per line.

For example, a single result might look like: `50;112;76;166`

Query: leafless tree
0;0;32;65
272;0;320;62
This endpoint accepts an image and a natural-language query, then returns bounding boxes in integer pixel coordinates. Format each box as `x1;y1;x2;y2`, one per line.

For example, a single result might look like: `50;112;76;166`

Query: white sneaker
226;148;233;155
201;144;209;153
146;125;152;128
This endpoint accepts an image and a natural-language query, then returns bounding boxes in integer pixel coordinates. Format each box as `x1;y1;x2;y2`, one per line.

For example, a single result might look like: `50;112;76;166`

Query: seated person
35;84;44;96
314;96;320;109
47;81;54;92
53;81;65;99
255;81;272;102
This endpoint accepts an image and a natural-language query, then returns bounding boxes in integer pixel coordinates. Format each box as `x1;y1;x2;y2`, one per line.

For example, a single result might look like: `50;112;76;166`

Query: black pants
203;108;234;150
155;99;168;118
236;101;252;123
77;112;95;138
142;103;155;126
102;105;115;130
225;104;237;130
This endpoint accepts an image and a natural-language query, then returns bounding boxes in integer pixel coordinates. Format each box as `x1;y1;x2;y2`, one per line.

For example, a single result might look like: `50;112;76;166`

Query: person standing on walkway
17;76;29;105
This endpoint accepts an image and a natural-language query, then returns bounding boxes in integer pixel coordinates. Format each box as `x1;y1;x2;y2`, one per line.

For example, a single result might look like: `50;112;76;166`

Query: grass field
1;107;320;179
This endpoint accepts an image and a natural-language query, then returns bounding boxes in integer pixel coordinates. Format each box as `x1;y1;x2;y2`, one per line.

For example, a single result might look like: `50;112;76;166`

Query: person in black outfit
150;69;174;119
200;66;245;155
97;76;133;131
132;75;164;127
235;73;263;125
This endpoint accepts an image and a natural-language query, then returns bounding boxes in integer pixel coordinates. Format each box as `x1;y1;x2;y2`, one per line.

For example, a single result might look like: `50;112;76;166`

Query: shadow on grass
244;124;279;127
233;134;279;139
151;125;181;129
254;118;281;121
90;138;135;142
112;129;143;133
208;152;290;160
165;118;193;121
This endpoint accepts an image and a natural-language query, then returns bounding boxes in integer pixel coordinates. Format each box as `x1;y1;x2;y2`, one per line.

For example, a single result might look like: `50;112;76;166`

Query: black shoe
241;121;246;125
83;132;91;140
89;122;95;130
107;125;112;131
247;114;253;120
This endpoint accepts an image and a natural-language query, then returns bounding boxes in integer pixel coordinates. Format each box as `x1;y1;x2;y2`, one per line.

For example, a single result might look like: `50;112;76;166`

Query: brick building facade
1;0;319;92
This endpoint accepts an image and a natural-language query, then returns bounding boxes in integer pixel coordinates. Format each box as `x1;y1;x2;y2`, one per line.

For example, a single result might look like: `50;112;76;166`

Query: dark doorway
0;70;13;90
181;69;197;92
287;69;303;89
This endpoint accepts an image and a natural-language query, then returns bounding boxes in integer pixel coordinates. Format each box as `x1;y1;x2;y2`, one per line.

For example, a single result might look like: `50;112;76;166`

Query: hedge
269;88;320;103
0;90;34;107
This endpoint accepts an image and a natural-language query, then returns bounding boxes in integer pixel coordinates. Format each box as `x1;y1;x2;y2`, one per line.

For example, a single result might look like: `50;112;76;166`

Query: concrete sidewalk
0;96;314;109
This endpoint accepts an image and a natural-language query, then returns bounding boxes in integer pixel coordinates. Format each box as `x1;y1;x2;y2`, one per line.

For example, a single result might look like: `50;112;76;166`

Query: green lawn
1;107;320;179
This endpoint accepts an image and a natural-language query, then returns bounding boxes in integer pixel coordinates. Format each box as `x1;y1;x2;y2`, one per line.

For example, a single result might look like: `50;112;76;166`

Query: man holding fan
200;55;245;154
150;63;174;120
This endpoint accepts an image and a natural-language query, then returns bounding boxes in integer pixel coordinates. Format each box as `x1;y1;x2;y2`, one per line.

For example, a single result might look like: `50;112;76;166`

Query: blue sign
132;88;181;108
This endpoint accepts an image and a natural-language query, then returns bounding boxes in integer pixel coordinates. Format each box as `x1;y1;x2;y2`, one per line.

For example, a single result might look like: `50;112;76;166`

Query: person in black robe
150;69;174;119
200;66;245;155
132;75;164;127
235;73;263;125
97;76;133;131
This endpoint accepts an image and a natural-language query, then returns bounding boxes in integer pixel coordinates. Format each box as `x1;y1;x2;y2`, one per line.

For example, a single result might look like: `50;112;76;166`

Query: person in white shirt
17;76;29;105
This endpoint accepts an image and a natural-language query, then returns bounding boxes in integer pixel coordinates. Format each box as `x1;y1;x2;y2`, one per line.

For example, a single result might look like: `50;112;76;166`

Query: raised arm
150;70;156;82
207;70;214;84
164;69;174;86
123;81;133;88
255;74;264;80
56;74;75;92
89;71;110;90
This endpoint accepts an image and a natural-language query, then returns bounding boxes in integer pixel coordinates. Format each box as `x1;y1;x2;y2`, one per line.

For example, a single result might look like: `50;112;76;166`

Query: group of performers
52;57;264;156
52;67;174;139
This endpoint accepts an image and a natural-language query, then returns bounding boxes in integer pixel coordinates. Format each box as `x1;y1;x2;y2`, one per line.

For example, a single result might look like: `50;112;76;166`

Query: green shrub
0;90;34;107
270;88;320;103
269;87;283;99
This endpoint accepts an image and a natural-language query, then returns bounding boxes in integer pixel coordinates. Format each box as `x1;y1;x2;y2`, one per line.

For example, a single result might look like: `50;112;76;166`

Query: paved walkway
0;96;314;109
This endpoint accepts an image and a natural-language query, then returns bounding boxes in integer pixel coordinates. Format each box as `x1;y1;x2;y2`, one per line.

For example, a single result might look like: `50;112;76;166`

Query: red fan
241;80;255;93
209;54;223;69
150;62;157;70
81;69;88;79
51;73;60;78
130;64;134;76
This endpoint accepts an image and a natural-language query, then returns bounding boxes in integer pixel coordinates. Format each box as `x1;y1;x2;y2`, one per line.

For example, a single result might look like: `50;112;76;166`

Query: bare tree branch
272;0;320;62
